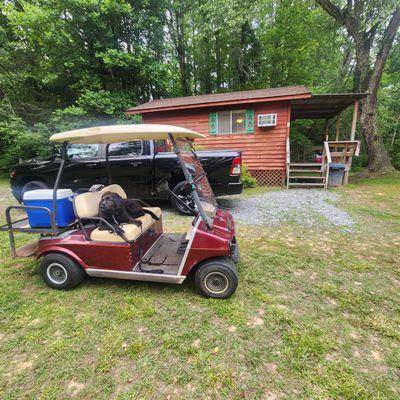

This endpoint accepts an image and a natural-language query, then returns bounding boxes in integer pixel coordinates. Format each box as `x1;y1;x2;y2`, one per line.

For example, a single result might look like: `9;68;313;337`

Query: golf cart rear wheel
40;253;85;290
171;181;196;216
195;258;238;299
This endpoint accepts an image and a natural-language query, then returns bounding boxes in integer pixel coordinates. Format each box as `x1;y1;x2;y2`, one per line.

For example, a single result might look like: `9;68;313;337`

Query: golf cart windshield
171;136;217;227
48;124;214;226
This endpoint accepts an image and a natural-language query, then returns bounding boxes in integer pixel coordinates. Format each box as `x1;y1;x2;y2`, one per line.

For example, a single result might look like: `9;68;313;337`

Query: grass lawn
0;173;399;399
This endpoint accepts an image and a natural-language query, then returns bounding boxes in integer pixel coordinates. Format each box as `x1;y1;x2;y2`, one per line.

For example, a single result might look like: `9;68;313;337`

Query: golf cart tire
40;253;86;290
195;257;238;299
171;181;195;216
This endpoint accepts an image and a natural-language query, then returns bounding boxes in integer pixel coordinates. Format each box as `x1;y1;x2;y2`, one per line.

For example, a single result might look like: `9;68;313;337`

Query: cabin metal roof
290;93;368;120
127;86;312;113
127;87;368;120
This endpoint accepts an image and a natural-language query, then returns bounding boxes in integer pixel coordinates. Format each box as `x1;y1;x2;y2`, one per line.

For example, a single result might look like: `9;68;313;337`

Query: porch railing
322;141;332;189
286;136;290;189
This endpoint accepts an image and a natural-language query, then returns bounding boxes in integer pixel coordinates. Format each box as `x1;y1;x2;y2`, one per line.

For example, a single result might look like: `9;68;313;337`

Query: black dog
98;192;159;234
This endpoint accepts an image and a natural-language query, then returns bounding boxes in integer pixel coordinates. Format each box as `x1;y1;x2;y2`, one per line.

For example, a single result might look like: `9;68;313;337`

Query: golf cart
1;125;239;298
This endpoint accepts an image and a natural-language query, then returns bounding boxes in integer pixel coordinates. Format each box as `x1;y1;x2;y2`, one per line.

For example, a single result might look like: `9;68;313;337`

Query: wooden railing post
323;141;332;189
286;136;290;189
350;100;359;141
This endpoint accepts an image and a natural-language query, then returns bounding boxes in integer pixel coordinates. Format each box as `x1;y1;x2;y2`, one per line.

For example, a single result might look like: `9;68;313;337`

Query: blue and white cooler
23;189;76;228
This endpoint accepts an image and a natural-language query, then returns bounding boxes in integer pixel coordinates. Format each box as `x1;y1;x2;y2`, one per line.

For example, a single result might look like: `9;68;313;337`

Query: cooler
23;189;76;228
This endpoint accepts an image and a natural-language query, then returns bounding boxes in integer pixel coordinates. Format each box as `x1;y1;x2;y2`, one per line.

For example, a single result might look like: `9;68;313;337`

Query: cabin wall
141;101;291;186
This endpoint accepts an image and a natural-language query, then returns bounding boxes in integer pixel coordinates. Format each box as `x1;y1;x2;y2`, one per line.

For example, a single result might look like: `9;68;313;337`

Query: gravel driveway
218;189;354;228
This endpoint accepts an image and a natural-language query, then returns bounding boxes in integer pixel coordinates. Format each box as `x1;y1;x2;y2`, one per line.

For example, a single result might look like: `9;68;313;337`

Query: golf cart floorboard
135;233;186;275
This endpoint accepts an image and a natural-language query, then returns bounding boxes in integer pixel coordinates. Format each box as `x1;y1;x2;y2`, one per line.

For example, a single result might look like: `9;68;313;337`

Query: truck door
62;144;106;191
106;141;153;198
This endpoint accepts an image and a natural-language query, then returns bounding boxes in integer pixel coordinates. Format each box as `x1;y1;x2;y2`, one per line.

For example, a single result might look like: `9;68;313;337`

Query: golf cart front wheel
40;253;85;290
195;258;238;299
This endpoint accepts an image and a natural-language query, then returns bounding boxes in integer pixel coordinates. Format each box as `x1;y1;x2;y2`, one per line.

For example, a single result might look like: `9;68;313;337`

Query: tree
258;0;343;90
316;0;400;172
166;0;192;96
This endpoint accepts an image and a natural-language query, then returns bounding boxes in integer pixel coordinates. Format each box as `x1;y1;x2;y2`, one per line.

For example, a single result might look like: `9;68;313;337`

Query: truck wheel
40;253;85;290
22;180;48;198
195;258;238;299
171;181;196;216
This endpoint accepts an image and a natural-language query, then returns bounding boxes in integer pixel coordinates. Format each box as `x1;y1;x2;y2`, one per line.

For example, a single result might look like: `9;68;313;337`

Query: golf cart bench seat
74;184;161;242
90;209;161;242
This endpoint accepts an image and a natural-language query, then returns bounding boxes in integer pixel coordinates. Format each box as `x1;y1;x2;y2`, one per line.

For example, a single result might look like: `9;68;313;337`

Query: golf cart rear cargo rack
0;205;76;257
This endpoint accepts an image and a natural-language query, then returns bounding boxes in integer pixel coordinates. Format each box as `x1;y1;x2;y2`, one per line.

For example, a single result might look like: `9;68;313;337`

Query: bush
241;164;257;188
0;107;52;173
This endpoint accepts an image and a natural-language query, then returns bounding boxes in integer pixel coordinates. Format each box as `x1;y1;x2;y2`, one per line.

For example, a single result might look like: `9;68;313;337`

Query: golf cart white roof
49;124;205;144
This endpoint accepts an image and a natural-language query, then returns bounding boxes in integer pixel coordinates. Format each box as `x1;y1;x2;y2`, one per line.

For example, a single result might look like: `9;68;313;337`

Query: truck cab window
108;141;143;157
67;144;99;159
154;139;172;153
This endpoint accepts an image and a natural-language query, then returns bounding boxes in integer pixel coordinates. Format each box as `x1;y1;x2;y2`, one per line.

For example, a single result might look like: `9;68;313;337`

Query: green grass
0;174;400;399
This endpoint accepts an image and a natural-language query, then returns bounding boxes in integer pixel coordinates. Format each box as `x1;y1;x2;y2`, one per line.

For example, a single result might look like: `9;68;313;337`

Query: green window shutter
209;112;217;135
245;109;255;133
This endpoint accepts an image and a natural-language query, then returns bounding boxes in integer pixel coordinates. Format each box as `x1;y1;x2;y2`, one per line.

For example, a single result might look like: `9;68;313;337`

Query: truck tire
40;253;86;290
171;181;196;216
195;257;238;299
21;180;48;199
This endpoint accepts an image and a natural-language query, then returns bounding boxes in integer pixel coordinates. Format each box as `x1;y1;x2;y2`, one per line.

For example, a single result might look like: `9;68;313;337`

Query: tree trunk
316;0;400;172
176;15;191;96
166;3;191;96
214;30;223;90
354;41;394;172
360;95;394;172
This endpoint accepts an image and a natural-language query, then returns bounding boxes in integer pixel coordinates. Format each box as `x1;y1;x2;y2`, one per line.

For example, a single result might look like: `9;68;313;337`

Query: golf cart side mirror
51;146;61;157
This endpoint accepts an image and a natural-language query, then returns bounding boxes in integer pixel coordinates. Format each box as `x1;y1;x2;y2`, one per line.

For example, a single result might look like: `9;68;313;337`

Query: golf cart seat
73;184;161;242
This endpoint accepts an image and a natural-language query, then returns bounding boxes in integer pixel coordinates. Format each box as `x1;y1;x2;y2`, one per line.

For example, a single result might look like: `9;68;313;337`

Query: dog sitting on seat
98;191;159;234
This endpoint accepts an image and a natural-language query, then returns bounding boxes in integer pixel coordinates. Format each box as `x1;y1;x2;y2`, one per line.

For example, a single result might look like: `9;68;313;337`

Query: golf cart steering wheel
154;176;170;194
176;171;207;191
154;176;197;215
192;171;207;186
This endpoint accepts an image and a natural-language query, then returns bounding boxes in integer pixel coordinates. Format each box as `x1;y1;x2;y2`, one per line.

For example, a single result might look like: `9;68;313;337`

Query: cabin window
209;109;254;134
216;110;245;134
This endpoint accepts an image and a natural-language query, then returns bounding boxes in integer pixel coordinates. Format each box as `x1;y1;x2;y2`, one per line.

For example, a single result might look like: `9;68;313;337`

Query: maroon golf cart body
1;125;239;298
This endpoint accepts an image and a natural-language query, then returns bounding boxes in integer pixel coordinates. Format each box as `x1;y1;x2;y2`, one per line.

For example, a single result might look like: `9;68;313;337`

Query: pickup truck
10;139;243;214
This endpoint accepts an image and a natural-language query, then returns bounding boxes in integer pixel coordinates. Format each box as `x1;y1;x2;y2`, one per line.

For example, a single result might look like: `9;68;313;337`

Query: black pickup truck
10;140;243;214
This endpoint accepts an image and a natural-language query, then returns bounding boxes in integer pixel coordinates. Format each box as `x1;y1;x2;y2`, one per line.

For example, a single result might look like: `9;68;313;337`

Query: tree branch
316;0;346;25
316;0;358;38
369;7;400;95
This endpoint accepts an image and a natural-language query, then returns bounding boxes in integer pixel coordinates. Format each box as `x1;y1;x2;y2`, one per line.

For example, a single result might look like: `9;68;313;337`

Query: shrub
241;164;257;188
0;108;52;173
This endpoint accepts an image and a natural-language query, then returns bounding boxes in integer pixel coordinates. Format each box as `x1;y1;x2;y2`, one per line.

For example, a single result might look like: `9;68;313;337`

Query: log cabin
126;86;366;187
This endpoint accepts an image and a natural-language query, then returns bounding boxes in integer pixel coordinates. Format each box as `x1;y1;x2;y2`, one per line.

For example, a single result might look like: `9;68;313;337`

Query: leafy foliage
0;104;51;171
0;0;398;172
241;164;257;188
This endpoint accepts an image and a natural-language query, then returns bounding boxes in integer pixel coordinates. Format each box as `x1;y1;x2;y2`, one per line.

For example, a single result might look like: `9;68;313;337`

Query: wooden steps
290;163;321;167
288;182;325;187
289;175;325;180
287;162;326;189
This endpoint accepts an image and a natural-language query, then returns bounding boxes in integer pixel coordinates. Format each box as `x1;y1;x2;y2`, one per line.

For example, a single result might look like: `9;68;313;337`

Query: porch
286;93;366;188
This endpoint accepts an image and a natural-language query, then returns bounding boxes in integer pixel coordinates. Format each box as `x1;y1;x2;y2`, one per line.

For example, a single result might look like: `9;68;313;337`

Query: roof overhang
291;93;368;120
128;93;311;114
126;86;312;114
